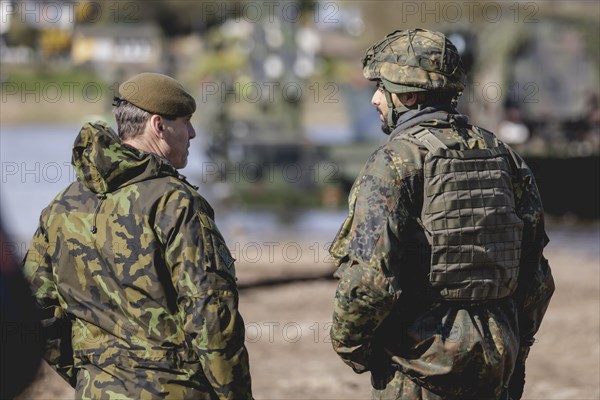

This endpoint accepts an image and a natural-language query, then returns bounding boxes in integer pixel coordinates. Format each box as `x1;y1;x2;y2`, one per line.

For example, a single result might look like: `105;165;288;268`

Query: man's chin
381;122;393;135
174;159;188;170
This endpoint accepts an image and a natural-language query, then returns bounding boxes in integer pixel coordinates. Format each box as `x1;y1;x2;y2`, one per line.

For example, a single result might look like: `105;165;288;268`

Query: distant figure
0;216;43;399
22;73;252;399
330;29;555;399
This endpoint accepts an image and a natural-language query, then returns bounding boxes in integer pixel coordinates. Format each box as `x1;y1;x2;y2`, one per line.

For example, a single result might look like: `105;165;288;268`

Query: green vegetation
3;66;106;90
1;67;112;123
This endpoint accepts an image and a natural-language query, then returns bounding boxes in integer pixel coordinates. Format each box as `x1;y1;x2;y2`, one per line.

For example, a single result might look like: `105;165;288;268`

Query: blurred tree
154;0;244;36
3;10;38;48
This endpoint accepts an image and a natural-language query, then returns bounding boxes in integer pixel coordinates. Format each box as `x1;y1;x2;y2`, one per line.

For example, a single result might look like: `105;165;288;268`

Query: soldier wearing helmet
330;29;554;399
363;28;466;134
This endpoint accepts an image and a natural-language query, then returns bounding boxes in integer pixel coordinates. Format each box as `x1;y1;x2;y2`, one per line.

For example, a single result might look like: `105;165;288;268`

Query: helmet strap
384;89;411;128
384;90;395;128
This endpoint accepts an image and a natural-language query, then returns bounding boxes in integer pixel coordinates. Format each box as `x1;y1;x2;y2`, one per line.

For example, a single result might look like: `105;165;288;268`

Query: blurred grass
1;67;112;123
2;65;107;91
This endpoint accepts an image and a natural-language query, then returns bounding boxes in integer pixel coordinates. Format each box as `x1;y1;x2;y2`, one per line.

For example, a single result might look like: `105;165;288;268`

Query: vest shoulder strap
413;129;448;152
472;125;498;148
394;125;446;154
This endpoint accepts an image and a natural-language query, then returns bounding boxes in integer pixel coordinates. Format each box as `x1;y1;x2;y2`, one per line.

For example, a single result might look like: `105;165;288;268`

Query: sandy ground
15;223;600;399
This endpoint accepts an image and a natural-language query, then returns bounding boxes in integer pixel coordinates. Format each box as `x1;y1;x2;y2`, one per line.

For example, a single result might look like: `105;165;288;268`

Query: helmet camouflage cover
362;29;466;94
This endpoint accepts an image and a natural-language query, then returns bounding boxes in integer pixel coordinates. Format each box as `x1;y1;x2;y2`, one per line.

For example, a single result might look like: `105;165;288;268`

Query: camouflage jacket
23;122;252;400
330;110;554;399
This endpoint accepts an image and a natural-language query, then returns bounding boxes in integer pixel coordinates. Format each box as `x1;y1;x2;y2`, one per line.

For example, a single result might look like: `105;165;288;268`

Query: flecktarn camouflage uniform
330;116;555;399
23;122;252;399
330;28;554;400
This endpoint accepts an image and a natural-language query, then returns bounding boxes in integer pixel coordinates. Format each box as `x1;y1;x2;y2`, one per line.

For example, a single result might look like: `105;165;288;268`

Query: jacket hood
72;121;178;194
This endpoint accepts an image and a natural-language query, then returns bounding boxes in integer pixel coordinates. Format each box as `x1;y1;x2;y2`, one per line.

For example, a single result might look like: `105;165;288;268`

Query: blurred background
1;0;598;398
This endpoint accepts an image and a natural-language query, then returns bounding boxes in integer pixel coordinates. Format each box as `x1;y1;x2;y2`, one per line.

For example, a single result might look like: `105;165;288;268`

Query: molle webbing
414;128;523;300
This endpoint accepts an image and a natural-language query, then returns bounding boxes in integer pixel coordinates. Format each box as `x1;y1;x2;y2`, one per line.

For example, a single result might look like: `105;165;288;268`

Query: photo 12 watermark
187;1;340;24
1;81;104;104
200;81;340;104
0;161;341;185
4;238;338;266
395;1;539;24
0;1;140;25
1;162;76;184
1;78;540;106
228;240;335;265
198;161;340;185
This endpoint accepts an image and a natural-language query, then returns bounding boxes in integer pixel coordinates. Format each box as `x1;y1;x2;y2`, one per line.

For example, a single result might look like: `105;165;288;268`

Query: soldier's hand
507;361;525;400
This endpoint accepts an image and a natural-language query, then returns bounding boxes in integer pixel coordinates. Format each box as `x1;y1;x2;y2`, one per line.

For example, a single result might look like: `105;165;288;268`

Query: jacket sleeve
22;213;77;386
507;150;555;398
330;148;410;373
160;192;252;400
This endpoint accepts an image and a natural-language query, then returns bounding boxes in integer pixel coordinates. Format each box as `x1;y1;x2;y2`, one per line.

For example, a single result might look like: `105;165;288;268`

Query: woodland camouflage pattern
330;113;554;399
23;122;252;399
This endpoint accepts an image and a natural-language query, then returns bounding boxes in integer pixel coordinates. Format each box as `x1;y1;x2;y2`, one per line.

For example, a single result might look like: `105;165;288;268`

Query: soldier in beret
23;73;253;399
329;29;554;399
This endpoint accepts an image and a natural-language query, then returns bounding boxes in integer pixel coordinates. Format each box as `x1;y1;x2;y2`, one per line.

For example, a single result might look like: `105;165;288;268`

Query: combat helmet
362;29;466;128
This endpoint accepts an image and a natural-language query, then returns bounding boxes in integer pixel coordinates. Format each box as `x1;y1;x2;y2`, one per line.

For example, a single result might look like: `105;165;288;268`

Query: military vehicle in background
321;5;599;218
194;9;336;209
197;2;598;217
448;15;599;218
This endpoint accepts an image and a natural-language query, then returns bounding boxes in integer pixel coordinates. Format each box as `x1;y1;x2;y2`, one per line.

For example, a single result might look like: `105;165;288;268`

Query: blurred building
71;23;162;80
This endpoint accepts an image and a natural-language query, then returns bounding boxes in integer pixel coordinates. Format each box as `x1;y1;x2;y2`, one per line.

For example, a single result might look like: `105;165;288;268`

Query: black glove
507;360;525;400
507;343;531;400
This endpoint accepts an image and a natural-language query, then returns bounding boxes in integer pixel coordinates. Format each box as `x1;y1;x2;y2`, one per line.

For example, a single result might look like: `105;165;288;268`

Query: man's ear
399;92;420;107
150;114;164;138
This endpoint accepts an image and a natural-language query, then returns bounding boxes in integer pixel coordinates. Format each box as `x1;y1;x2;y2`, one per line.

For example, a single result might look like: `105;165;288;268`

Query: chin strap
383;88;412;129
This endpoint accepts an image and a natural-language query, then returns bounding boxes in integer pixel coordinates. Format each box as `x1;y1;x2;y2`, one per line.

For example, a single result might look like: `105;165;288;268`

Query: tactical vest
406;126;524;301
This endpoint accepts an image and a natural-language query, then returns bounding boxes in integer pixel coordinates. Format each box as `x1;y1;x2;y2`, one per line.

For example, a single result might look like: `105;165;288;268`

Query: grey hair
112;101;152;140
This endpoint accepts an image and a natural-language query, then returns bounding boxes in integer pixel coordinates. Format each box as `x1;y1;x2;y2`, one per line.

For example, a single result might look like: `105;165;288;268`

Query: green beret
117;72;196;117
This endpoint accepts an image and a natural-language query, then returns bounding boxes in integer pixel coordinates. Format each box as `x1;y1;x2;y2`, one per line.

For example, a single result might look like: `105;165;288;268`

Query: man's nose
371;90;380;107
188;122;196;139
